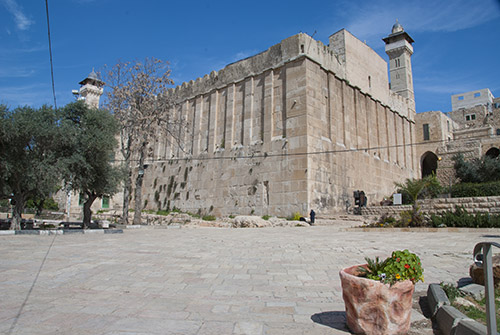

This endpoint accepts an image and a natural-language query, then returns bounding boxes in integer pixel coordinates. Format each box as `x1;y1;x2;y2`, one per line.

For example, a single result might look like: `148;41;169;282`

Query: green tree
453;153;500;183
0;105;61;230
395;174;441;226
59;101;122;228
453;153;481;183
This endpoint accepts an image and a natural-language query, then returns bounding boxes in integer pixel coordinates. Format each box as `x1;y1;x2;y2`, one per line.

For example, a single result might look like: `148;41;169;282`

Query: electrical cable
45;0;57;110
113;135;490;164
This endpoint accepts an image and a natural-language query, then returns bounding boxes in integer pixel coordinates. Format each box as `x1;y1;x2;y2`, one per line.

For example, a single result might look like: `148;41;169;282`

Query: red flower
396;258;401;262
404;264;410;269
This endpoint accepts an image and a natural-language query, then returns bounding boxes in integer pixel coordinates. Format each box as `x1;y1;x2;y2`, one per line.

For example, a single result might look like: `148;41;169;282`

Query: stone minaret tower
383;21;415;106
78;69;104;108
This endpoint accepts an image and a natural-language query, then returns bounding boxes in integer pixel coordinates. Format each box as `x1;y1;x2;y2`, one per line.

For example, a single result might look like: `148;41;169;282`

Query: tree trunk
133;142;147;225
10;194;24;231
120;133;132;225
82;192;98;229
121;163;132;225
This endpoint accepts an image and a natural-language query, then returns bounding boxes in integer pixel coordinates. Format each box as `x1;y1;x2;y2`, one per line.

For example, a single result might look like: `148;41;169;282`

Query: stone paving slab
0;226;498;334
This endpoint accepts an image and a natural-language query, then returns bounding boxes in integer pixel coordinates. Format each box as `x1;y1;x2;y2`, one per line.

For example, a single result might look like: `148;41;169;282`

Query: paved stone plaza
1;225;497;334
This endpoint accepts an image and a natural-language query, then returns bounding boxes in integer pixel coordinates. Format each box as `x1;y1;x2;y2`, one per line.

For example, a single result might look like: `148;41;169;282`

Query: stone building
133;22;419;217
65;23;419;220
58;70;123;221
415;88;500;187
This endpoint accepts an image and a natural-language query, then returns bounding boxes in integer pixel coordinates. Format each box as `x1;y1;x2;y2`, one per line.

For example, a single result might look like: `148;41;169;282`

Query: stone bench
60;221;84;229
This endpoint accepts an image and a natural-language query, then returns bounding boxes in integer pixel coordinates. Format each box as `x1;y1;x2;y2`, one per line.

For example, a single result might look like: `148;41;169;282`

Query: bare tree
103;58;183;225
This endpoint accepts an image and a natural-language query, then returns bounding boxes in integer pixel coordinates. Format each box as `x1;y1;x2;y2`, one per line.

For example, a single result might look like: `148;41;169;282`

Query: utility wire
114;135;487;164
45;0;57;110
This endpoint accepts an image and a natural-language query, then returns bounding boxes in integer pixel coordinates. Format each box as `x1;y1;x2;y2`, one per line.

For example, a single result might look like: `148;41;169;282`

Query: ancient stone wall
132;31;417;217
306;58;416;213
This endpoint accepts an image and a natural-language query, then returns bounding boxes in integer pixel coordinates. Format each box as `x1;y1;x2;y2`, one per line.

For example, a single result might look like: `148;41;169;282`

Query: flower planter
339;264;415;335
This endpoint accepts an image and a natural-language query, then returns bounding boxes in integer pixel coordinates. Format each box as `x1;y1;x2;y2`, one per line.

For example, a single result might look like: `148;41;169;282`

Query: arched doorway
485;147;500;159
421;151;438;178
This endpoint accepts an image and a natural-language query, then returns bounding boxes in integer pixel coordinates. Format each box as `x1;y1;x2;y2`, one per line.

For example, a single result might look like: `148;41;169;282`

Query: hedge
450;181;500;198
429;206;500;228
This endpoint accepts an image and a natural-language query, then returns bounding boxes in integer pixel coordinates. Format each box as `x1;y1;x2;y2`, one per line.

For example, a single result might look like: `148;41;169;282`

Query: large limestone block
469;254;500;288
231;216;272;228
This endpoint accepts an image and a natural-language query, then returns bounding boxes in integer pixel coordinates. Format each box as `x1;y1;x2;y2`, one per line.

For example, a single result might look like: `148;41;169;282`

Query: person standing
310;209;316;225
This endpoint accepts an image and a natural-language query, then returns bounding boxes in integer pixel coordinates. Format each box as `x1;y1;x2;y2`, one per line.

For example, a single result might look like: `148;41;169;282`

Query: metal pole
474;242;500;335
483;244;496;335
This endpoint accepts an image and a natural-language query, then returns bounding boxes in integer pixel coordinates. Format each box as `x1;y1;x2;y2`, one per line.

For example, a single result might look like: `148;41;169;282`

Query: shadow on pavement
311;311;348;332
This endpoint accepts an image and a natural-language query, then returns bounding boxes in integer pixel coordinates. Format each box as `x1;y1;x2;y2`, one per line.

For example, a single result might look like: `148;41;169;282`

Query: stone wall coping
346;227;500;233
427;283;488;335
0;229;123;236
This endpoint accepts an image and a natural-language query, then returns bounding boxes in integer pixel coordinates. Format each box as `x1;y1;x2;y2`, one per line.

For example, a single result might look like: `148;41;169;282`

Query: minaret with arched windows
78;69;104;108
383;20;415;106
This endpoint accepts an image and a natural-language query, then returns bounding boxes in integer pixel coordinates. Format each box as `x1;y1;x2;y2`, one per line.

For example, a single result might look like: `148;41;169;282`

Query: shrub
26;198;59;211
287;212;302;221
202;215;216;221
453;153;500;183
429;206;500;228
440;282;462;303
450;181;500;198
262;215;270;220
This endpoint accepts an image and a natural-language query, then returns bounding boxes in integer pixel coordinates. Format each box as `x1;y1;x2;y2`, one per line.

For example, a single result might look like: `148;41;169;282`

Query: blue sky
1;0;499;114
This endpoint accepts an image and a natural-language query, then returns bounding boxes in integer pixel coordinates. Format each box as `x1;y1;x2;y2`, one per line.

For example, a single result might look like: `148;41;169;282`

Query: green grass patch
443;283;500;332
156;210;170;216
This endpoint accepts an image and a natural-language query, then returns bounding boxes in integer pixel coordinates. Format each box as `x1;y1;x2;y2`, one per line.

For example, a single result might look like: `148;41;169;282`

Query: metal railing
473;241;500;335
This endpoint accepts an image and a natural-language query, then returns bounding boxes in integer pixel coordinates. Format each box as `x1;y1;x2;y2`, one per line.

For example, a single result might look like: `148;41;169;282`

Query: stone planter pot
339;264;415;335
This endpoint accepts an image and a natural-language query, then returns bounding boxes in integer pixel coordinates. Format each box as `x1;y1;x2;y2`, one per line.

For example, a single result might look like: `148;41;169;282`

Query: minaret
78;69;104;108
383;20;415;105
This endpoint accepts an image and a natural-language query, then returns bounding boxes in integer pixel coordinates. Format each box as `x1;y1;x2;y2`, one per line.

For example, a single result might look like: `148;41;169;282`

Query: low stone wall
360;196;500;217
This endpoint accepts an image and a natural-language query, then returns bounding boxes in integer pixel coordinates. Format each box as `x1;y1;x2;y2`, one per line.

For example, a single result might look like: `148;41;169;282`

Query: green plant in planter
359;249;424;285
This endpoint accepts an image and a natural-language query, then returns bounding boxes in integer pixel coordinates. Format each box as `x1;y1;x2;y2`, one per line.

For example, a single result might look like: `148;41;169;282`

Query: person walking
310;209;316;225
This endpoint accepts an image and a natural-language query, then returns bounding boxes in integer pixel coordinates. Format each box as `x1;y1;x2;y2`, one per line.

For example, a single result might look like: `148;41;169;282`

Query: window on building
496;129;500;136
102;196;110;209
474;92;481;98
423;124;430;141
458;96;464;101
447;120;450;132
465;114;476;121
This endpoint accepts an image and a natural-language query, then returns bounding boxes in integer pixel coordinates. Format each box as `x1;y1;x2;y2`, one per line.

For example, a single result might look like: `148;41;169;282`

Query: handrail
473;242;500;335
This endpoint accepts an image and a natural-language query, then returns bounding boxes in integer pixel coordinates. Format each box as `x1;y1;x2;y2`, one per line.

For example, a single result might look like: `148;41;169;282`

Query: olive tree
59;101;122;228
0;105;61;230
103;57;184;225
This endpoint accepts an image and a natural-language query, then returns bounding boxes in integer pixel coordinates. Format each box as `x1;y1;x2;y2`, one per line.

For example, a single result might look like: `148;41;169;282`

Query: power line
45;0;57;110
114;135;489;164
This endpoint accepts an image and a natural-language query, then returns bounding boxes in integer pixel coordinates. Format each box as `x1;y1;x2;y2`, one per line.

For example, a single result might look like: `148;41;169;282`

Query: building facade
67;23;420;220
415;88;500;187
134;24;418;217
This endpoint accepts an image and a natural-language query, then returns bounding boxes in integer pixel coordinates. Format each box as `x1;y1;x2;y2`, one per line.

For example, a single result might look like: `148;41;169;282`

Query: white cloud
1;0;34;31
0;67;36;78
0;84;52;107
341;0;500;42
